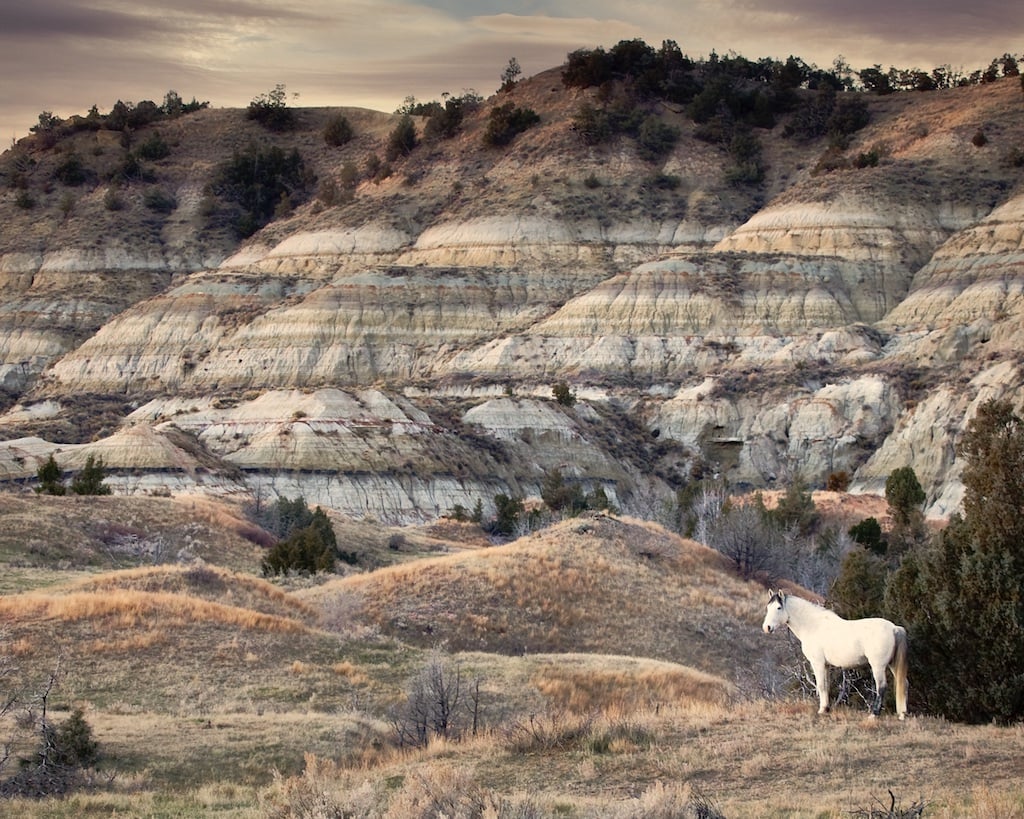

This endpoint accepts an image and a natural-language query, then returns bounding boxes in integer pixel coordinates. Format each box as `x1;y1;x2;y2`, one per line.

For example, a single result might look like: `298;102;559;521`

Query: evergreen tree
884;465;927;555
830;546;886;620
70;455;111;496
885;399;1024;723
848;516;885;556
260;502;340;576
35;454;66;496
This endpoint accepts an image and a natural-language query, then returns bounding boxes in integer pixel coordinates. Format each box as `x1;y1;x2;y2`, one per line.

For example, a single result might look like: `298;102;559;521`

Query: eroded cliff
0;68;1021;522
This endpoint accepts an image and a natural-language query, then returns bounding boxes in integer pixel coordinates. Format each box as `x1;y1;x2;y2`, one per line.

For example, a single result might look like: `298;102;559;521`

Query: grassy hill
0;493;1022;816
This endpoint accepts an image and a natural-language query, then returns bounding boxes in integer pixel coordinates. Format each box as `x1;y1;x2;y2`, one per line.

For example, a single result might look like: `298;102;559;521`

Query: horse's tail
892;625;909;719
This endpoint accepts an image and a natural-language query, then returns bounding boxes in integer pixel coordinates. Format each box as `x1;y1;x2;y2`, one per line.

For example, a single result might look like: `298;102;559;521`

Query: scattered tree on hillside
385;115;417;162
884;465;927;555
247;83;296;131
885;399;1024;723
499;57;522;93
481;103;540;147
708;496;791;580
0;657;100;797
35;454;65;496
70;455;111;496
213;142;310;237
848;516;885;555
256;497;354;575
552;381;575;406
487;493;529;537
829;545;887;620
767;474;819;536
323;113;353;146
390;653;482;747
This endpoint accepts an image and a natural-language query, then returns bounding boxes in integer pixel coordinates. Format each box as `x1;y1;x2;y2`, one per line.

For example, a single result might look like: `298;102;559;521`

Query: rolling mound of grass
307;514;775;680
0;493;267;592
63;563;318;622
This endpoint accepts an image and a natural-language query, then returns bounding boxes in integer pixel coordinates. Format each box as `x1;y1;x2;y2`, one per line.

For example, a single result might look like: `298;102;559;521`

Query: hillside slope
0;66;1022;521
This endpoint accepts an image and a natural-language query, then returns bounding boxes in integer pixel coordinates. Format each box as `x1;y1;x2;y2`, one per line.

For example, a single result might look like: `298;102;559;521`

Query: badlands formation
0;68;1022;524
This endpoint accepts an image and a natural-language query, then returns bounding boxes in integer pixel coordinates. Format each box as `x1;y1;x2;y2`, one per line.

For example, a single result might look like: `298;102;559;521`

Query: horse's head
762;589;788;634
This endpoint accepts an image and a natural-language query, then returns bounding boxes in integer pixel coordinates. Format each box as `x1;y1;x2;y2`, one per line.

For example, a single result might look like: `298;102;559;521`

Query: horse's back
820;616;899;667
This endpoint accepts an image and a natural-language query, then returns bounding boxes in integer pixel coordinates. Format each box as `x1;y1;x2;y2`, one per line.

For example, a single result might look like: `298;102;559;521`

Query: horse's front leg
811;659;830;715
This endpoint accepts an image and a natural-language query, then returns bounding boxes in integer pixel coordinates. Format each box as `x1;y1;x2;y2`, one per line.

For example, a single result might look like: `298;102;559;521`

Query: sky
2;0;1022;145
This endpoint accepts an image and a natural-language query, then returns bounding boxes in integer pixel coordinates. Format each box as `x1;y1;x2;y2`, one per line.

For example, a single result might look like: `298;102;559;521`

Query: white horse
761;589;908;719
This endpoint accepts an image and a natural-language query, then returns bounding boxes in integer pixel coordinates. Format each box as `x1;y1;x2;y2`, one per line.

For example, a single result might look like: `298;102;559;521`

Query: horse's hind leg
870;664;887;717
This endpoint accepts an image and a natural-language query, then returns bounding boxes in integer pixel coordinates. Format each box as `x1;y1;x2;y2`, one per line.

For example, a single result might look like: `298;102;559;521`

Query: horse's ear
767;588;775;598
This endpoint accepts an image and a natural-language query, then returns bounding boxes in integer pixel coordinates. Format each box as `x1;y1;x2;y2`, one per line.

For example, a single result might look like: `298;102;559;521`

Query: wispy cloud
2;0;1020;142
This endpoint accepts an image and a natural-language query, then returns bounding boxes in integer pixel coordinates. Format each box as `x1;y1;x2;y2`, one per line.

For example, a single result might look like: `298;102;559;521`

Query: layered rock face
1;73;1022;522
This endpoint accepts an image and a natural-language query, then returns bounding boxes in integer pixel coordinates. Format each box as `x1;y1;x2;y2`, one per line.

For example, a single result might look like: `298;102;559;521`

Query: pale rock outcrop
853;361;1023;516
652;375;901;488
880;192;1024;365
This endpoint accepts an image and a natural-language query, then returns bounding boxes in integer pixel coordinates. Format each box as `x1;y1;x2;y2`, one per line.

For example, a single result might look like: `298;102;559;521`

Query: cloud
1;0;1022;142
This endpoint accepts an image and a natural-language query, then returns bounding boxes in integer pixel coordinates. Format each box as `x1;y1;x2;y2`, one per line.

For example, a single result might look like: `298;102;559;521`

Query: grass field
1;493;1022;817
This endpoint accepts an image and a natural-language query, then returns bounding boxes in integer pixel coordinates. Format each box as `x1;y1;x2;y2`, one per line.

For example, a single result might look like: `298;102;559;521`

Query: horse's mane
785;593;842;621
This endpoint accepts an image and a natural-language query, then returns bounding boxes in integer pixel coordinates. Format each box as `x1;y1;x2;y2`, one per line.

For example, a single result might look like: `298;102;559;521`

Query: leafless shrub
318;591;381;642
389;653;482;748
708;502;792;580
850;790;926;818
502;709;597;754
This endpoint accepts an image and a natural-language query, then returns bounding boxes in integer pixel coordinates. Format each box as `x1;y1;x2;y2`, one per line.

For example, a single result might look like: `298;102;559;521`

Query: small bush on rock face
552;382;576;406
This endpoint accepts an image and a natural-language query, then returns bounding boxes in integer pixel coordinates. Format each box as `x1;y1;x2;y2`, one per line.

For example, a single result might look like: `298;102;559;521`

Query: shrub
885;466;925;520
261;507;338;575
323;113;353;146
826;470;851;491
972;128;988;147
552;381;576;406
143;187;177;213
423;92;481;141
213;143;309;237
499;57;522;92
53;154;89;186
70;455;112;495
482;103;540;147
390;654;481;747
488;493;524;536
103;186;124;211
709;496;790;580
35;454;66;495
385;115;417;162
849;517;885;555
541;468;587;515
247;83;296;132
135;131;171;160
636;115;680;161
830;546;887;620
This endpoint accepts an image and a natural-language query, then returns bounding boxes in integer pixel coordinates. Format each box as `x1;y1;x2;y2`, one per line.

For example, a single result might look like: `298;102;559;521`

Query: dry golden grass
0;493;267;585
2;503;1022;817
0;587;310;634
305;514;773;679
65;563;319;621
